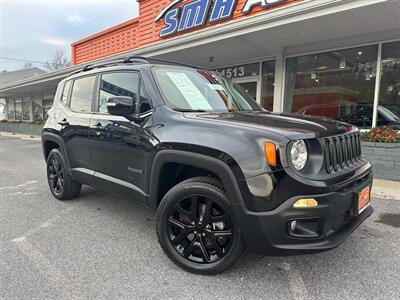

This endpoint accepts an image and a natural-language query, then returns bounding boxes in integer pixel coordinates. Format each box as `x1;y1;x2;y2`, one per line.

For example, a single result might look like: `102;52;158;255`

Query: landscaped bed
361;127;400;181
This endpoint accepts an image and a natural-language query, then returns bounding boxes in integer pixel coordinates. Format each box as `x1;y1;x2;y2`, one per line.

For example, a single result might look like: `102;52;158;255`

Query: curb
0;131;41;142
372;179;400;201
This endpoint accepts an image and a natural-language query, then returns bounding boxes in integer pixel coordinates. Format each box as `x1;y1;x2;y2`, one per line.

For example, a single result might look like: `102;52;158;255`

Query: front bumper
235;170;373;255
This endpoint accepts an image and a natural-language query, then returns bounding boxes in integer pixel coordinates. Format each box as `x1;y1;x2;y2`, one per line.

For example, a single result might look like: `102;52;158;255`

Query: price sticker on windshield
166;72;212;110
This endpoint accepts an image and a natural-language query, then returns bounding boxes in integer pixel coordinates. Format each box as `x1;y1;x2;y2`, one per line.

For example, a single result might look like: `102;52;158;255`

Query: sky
0;0;139;71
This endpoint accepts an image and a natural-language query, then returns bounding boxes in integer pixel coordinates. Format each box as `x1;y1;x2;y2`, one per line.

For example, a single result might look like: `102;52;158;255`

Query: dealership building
0;0;399;128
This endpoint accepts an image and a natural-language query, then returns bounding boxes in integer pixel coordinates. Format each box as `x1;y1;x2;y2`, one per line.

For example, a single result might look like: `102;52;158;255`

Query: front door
233;77;261;104
89;71;153;203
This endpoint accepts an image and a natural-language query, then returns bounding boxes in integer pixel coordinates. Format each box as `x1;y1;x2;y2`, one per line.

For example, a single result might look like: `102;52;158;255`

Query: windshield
152;66;262;112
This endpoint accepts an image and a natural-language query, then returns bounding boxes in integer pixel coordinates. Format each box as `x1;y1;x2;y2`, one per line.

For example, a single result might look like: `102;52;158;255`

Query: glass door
233;77;261;104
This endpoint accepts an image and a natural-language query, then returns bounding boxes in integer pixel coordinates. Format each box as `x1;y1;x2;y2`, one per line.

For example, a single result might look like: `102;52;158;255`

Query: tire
156;176;244;275
46;148;81;200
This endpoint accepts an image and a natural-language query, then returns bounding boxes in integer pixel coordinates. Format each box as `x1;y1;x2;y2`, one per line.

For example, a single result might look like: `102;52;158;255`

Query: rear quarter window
70;76;96;113
61;81;72;104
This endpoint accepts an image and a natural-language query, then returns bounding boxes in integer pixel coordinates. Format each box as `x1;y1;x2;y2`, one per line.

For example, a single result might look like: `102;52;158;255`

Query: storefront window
15;98;23;120
379;41;400;128
32;96;44;121
22;98;30;121
284;45;378;128
7;99;15;120
261;61;275;111
43;98;53;120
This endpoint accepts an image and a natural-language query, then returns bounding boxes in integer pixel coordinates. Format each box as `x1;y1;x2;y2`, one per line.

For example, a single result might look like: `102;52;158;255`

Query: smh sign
155;0;288;38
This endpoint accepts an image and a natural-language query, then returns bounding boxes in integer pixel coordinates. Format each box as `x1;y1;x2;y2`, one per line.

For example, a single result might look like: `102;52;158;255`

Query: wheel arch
148;150;245;209
42;132;72;174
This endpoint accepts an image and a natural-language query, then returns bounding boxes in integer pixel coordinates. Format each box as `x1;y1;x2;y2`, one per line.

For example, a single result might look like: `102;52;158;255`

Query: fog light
288;218;320;238
290;221;297;232
293;198;318;208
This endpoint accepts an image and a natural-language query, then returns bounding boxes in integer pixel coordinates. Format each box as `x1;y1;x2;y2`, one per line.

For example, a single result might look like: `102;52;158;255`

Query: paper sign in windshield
208;84;225;91
166;72;212;110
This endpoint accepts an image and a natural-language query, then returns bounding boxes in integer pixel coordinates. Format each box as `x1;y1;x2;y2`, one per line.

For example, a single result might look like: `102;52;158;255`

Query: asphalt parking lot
0;134;399;299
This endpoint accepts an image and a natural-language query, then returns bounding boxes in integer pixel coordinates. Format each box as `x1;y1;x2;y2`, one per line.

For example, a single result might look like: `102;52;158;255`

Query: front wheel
156;177;244;275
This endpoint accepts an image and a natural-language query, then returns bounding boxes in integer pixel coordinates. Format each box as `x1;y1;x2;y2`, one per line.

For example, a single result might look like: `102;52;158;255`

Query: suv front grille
322;133;362;173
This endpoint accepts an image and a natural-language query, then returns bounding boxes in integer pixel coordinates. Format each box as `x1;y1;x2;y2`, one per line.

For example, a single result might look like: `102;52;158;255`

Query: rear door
89;71;153;203
61;75;97;185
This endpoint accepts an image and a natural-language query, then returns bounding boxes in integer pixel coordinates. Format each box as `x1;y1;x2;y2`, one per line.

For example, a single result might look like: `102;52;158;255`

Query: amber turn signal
264;142;277;167
293;198;319;208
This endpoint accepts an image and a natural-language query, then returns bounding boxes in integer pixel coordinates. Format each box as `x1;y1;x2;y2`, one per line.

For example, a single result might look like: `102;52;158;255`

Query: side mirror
106;96;135;116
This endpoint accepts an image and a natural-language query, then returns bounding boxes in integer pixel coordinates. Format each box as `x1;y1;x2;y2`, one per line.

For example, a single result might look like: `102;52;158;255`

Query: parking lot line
11;207;75;242
10;207;77;298
13;238;73;298
0;180;38;191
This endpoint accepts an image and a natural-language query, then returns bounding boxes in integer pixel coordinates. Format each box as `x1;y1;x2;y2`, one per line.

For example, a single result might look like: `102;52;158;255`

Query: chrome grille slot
323;133;362;173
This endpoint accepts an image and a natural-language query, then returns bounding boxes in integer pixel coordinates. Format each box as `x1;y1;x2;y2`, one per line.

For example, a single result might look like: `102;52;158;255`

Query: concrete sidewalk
1;131;399;200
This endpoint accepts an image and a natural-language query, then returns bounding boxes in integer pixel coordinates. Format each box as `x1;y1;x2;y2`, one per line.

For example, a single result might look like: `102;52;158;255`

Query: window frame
66;75;98;114
94;70;152;115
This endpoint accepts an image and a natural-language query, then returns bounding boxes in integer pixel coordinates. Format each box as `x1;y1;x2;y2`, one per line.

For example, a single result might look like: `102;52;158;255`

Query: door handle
93;123;105;130
92;123;105;135
58;119;69;126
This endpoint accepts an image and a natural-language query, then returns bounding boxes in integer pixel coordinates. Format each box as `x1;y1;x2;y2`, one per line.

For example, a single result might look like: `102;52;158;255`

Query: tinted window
99;72;139;114
70;76;96;113
61;81;72;104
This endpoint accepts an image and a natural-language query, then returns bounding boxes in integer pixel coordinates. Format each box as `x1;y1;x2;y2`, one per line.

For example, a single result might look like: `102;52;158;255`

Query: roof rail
125;56;199;68
68;56;199;77
68;58;127;76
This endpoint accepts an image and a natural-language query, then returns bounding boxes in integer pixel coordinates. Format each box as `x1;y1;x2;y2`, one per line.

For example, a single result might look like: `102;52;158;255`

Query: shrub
361;126;399;143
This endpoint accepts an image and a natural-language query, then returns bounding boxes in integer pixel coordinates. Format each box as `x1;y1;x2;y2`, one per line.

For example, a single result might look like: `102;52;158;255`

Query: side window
139;79;152;113
70;76;96;113
61;81;72;104
99;72;139;114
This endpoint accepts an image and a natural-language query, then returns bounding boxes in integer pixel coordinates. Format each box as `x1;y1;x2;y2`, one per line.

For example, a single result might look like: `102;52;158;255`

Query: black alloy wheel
167;195;233;264
48;155;64;195
157;177;244;275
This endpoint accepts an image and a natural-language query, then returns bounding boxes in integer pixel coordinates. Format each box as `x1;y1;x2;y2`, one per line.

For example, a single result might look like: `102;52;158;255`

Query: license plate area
358;186;371;215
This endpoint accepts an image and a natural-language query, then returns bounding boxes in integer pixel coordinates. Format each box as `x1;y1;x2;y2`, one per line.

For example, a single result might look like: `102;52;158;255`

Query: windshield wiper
173;108;207;113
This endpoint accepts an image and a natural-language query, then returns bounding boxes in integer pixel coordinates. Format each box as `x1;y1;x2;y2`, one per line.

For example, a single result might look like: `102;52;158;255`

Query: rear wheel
157;177;244;274
46;148;81;200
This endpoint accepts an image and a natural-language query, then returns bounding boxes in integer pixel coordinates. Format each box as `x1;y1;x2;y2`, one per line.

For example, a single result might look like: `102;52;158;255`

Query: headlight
290;140;308;170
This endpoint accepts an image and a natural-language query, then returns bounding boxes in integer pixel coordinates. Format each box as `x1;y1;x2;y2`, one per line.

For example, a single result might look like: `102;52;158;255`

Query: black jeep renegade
42;57;373;274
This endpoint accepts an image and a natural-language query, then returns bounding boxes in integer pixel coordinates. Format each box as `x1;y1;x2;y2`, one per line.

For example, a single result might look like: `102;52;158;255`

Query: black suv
42;57;373;274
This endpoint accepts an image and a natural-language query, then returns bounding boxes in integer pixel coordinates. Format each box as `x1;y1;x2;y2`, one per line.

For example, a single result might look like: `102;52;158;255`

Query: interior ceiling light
311;71;317;79
340;57;346;69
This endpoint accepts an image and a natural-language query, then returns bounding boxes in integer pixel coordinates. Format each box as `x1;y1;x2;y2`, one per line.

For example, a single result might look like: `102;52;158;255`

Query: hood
184;111;356;139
